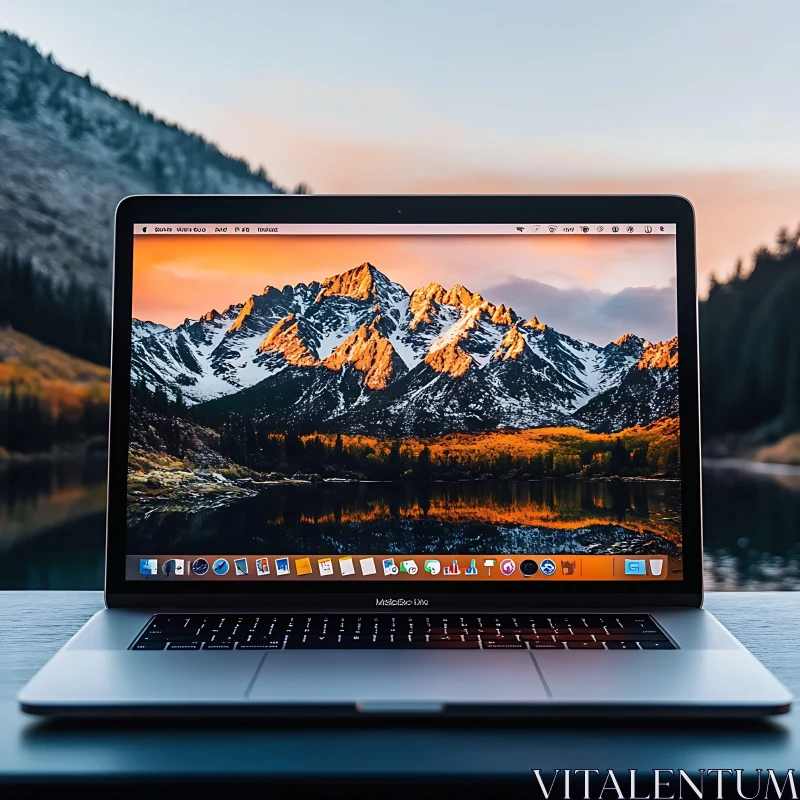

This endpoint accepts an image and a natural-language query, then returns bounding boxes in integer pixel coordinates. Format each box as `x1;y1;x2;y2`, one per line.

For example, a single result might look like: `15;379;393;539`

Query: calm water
702;460;800;590
0;455;107;589
1;460;799;589
127;478;682;557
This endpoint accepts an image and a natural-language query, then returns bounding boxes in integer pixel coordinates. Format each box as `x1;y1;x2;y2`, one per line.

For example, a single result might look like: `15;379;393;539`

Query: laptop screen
126;223;681;584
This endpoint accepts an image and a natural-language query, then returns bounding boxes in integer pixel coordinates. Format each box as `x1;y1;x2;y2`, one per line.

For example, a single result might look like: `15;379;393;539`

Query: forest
0;249;110;366
0;377;108;455
130;377;680;482
699;225;800;441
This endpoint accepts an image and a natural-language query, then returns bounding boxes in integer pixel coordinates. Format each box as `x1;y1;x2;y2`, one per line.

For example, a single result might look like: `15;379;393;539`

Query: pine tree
0;248;110;366
6;385;21;451
152;385;170;415
284;430;304;461
174;386;186;415
386;440;402;478
332;433;343;463
417;446;431;481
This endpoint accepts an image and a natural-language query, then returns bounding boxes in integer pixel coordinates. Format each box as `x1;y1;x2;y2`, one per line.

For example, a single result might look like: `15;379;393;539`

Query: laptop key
481;640;526;649
132;640;167;650
566;641;605;649
427;640;481;649
638;640;676;649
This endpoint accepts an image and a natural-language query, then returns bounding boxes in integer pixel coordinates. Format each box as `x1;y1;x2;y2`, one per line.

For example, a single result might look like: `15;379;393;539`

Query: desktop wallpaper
127;233;681;567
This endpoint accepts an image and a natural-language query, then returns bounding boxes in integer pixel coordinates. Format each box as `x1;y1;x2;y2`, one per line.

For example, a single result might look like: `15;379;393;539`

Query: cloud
485;277;677;345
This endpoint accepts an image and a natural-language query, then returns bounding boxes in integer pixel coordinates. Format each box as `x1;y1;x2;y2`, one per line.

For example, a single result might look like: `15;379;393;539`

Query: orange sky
220;113;800;293
132;233;677;333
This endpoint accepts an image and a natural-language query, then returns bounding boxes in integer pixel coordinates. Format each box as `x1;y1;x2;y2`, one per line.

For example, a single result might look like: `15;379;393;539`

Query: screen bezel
107;194;701;609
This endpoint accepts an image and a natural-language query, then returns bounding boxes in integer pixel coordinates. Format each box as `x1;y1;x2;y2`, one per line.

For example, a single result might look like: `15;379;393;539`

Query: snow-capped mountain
0;31;287;293
573;338;679;432
132;263;679;435
131;319;168;341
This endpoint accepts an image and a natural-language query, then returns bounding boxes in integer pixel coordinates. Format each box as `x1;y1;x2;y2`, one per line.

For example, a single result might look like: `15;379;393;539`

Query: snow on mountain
131;319;168;341
322;317;408;390
573;338;679;432
132;263;677;434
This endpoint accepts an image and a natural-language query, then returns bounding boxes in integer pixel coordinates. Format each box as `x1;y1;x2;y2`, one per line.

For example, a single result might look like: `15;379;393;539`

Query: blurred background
1;1;798;590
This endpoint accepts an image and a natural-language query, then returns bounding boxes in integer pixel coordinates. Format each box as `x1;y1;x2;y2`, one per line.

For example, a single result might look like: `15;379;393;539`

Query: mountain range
132;263;679;436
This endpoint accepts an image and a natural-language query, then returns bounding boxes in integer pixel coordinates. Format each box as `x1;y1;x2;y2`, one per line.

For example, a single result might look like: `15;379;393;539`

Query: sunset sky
5;1;800;290
133;234;677;344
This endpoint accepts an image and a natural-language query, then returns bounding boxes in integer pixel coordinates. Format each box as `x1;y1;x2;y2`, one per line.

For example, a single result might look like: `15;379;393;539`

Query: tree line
700;224;800;439
132;378;679;481
1;31;308;194
0;248;111;366
0;383;107;454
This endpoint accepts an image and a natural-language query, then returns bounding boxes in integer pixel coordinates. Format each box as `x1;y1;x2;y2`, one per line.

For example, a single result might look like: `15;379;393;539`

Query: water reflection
703;460;800;591
1;458;799;589
0;456;106;589
127;479;682;556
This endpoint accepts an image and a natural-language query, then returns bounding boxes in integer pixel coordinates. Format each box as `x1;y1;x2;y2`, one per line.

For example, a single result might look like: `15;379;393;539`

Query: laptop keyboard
130;613;676;650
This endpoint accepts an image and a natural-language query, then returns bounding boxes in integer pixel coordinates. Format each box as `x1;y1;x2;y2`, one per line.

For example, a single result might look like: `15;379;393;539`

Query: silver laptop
19;195;791;717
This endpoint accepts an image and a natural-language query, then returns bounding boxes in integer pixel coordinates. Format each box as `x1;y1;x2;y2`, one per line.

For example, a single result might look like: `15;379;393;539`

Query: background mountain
132;262;679;436
0;31;292;291
0;30;300;458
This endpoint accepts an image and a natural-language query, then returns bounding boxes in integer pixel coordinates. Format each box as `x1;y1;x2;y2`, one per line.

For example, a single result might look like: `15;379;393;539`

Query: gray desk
0;592;798;790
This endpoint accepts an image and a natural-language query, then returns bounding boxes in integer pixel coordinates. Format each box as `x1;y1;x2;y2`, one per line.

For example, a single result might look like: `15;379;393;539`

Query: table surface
1;591;799;785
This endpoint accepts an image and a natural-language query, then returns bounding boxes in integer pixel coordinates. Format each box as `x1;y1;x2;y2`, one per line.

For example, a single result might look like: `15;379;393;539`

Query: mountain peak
322;315;405;389
227;295;258;333
131;319;168;341
611;333;650;356
638;337;678;370
493;325;529;361
424;343;473;378
201;309;221;322
257;313;318;366
423;308;482;378
523;314;547;332
443;284;484;310
489;303;515;325
317;262;397;302
408;282;447;329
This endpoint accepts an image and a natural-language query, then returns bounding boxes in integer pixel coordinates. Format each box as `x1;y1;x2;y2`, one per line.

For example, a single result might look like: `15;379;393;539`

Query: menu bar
129;554;674;581
133;223;676;236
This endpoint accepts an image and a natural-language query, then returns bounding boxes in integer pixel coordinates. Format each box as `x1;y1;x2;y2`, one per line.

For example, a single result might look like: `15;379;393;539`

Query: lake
0;454;107;589
702;460;800;590
126;478;682;558
1;460;798;589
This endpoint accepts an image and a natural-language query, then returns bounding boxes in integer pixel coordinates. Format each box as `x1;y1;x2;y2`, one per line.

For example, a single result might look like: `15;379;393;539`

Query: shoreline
127;471;681;510
0;438;108;469
702;457;800;478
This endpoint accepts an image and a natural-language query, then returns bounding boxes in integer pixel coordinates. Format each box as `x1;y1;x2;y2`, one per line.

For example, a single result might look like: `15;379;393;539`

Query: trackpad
248;651;548;707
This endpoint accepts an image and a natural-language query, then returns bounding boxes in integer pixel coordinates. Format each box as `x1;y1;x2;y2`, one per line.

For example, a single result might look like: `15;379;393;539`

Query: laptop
19;195;791;717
